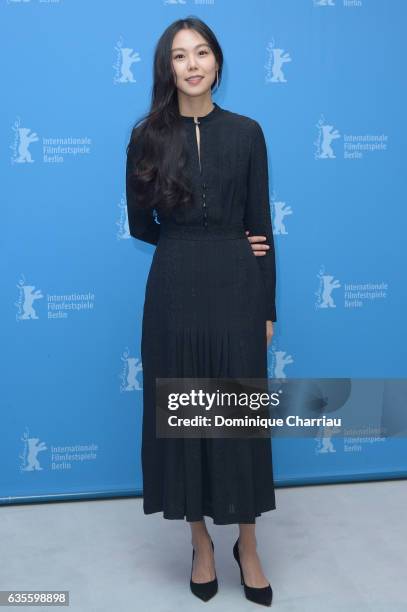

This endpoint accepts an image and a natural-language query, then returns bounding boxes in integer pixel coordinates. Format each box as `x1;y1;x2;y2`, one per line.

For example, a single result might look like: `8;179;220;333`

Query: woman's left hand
266;321;274;347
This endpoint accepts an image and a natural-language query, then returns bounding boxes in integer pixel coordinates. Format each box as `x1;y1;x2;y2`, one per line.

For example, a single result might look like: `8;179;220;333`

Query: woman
126;16;277;607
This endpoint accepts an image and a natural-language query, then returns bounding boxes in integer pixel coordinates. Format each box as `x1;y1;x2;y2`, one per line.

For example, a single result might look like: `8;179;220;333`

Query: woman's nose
187;56;198;70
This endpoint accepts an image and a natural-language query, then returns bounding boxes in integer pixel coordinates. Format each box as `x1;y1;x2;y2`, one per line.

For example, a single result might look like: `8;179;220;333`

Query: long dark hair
126;16;223;214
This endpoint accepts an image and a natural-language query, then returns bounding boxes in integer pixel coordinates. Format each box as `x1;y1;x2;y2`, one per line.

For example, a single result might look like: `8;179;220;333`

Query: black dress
126;102;277;524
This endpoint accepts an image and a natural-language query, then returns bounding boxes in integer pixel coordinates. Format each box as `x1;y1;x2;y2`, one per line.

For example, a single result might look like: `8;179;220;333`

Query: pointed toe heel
190;538;218;602
233;538;273;607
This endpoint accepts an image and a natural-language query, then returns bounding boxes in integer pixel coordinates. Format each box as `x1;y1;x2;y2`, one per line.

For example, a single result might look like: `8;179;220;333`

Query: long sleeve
125;129;160;246
244;121;277;322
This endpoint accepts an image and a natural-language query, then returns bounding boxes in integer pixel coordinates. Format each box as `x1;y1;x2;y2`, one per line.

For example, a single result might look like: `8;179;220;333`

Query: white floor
1;479;406;611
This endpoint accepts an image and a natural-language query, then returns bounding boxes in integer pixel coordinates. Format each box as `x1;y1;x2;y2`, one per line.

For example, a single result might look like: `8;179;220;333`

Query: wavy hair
126;16;223;213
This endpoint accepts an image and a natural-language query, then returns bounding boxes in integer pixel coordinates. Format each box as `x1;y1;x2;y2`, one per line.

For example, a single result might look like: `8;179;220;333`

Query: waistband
159;223;246;241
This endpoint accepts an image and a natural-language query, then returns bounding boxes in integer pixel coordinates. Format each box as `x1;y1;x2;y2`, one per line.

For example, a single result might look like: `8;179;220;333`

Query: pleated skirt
140;224;276;524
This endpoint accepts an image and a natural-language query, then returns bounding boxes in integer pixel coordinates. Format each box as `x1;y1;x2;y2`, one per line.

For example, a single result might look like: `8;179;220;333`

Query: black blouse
126;102;277;322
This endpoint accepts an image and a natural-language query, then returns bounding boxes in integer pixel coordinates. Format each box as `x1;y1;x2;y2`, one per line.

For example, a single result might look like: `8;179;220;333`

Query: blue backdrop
2;0;406;505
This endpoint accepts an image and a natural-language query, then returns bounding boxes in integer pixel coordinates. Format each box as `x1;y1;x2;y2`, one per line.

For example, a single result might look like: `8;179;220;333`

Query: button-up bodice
126;102;277;321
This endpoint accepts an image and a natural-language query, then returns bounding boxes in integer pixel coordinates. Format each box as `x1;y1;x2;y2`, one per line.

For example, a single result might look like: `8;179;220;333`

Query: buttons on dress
201;182;207;227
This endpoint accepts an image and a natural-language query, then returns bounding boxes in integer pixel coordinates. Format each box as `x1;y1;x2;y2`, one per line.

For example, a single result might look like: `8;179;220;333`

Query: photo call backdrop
2;0;406;506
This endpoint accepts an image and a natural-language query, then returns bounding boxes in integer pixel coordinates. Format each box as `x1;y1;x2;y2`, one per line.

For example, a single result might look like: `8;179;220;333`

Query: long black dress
126;102;277;524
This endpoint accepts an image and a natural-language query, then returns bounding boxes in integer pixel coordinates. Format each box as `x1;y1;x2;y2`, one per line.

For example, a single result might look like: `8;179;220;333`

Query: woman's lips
186;76;203;85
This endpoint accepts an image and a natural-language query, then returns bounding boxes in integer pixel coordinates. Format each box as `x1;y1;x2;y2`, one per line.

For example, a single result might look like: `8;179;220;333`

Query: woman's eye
173;50;209;60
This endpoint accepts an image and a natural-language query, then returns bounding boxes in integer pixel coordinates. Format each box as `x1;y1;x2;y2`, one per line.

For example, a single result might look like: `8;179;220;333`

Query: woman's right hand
245;230;270;256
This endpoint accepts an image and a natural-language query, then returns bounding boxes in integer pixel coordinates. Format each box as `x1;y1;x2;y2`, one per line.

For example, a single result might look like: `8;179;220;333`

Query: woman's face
171;28;218;98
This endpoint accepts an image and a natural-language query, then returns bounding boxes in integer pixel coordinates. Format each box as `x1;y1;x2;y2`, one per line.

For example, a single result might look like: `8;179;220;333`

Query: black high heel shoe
190;537;218;602
233;538;273;607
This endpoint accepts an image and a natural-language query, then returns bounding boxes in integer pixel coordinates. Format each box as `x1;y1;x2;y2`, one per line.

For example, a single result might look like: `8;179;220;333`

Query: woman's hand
245;231;274;345
266;320;274;347
246;230;270;256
